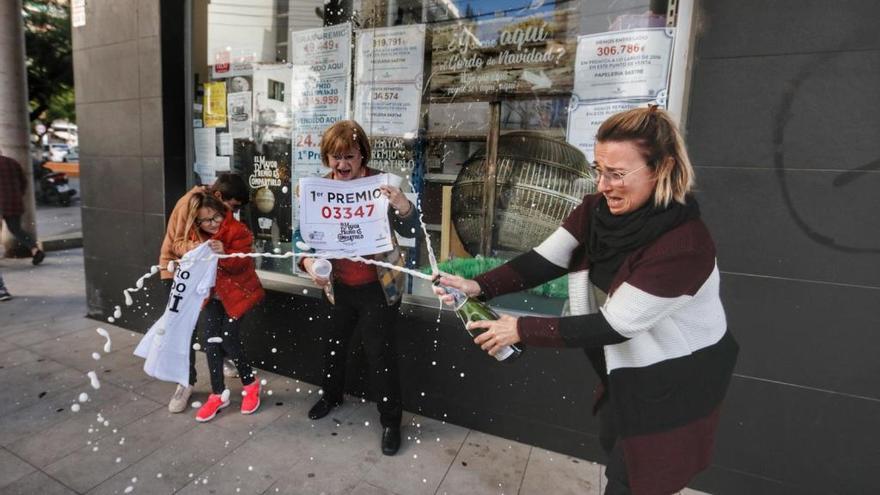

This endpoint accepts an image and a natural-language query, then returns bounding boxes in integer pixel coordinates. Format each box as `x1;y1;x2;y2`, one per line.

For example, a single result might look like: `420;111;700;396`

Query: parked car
44;143;69;162
63;146;79;162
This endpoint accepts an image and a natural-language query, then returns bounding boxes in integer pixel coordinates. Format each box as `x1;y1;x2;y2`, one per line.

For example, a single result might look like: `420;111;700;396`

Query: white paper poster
226;91;253;139
353;24;426;137
354;84;422;136
298;174;394;256
566;28;674;162
289;23;352;79
288;24;353;179
571;28;674;102
567;100;646;162
355;25;426;84
72;0;86;27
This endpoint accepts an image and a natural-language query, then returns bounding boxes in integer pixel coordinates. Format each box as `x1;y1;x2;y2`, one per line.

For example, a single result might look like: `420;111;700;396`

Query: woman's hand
208;240;225;254
432;274;482;305
379;185;412;217
470;314;521;357
303;257;330;288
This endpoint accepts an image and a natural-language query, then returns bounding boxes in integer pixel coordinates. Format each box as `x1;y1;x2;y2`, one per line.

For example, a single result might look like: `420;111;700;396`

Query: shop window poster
429;0;579;100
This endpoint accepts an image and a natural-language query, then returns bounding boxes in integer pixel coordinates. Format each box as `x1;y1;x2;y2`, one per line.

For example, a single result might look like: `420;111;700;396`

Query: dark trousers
162;279;197;386
599;399;631;495
203;299;255;394
321;281;402;427
2;215;37;251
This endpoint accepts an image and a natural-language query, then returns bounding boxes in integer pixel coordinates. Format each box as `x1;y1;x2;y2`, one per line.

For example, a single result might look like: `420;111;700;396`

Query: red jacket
210;211;264;319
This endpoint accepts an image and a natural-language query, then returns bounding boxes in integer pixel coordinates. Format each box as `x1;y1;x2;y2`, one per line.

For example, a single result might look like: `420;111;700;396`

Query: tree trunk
0;0;38;257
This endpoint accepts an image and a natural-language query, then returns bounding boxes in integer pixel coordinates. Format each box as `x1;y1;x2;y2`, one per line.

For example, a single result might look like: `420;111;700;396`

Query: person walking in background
299;120;419;456
436;106;738;495
0;152;45;265
159;172;250;413
0;272;11;301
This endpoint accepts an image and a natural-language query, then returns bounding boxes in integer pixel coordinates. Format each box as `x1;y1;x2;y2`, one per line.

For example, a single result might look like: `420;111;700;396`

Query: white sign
226;91;253;139
355;25;426;84
567;100;647;162
354;84;422;136
298;174;394;256
72;0;86;27
572;28;674;101
289;23;352;79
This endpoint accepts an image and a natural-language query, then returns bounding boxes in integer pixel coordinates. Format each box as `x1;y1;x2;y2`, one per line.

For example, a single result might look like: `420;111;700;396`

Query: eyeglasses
589;164;649;187
196;214;224;226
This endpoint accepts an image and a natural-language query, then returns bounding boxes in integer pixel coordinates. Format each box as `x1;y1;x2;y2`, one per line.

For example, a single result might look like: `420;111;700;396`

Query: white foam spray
87;371;101;389
96;328;112;353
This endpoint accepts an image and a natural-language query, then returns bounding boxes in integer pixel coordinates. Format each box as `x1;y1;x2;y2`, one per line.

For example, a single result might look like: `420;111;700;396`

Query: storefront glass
188;0;688;314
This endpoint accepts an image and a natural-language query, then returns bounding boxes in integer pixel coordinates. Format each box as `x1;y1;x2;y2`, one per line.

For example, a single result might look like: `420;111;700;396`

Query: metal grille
452;132;594;256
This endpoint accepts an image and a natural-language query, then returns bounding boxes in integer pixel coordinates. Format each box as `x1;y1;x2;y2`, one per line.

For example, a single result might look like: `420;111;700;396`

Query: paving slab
43;406;198;493
0;316;96;347
0;447;37;489
520;446;603;495
0;469;75;495
362;412;470;495
435;430;531;495
8;383;163;468
85;422;252;495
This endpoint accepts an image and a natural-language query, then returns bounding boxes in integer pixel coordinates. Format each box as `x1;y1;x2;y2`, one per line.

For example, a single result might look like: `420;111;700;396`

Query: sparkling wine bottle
435;282;524;362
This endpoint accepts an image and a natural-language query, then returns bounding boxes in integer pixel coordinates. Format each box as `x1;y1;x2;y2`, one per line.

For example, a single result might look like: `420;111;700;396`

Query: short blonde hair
596;106;695;207
319;120;371;168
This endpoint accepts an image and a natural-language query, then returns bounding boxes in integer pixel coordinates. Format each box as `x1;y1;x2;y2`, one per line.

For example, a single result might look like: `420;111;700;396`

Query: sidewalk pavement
0;249;707;495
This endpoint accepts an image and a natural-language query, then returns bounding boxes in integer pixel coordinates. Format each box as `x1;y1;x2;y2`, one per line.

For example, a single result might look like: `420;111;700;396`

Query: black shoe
32;249;45;265
381;426;401;456
307;398;340;420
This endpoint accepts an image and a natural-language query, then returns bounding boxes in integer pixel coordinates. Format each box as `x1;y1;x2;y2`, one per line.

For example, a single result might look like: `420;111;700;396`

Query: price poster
353;24;426;136
289;24;352;177
567;100;645;162
572;28;674;101
566;28;674;162
298;174;394;256
289;23;352;78
355;24;426;84
354;84;422;136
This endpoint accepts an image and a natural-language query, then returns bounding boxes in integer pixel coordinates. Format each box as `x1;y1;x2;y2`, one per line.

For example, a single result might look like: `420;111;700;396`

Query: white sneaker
168;384;193;413
223;359;239;378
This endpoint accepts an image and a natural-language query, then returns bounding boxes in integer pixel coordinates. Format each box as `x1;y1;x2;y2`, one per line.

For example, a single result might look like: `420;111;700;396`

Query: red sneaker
241;381;261;415
195;393;229;422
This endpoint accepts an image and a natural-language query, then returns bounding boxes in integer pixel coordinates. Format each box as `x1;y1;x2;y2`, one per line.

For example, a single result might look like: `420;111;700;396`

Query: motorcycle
35;164;77;206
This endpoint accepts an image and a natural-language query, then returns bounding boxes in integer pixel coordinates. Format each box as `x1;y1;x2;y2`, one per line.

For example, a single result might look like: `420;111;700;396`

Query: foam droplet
107;317;115;323
113;306;122;319
92;352;101;360
96;328;112;353
87;371;101;389
167;260;176;272
70;404;80;412
124;291;133;306
220;389;230;402
150;266;159;274
206;337;223;344
78;392;89;402
192;343;201;351
191;401;202;408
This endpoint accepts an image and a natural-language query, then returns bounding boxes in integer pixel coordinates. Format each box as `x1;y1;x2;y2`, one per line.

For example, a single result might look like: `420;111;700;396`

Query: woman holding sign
435;107;738;494
300;120;419;456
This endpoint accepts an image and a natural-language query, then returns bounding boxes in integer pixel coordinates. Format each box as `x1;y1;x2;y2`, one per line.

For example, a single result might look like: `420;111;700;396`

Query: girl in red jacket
184;192;265;422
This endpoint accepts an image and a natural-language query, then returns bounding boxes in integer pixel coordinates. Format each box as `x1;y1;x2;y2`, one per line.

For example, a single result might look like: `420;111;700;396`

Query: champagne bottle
435;282;524;362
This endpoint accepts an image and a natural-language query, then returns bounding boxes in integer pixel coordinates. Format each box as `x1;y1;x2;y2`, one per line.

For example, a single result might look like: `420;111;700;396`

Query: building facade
72;1;880;493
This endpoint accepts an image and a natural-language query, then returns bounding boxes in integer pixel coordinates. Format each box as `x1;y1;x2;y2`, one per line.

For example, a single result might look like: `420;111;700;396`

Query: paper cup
311;258;332;278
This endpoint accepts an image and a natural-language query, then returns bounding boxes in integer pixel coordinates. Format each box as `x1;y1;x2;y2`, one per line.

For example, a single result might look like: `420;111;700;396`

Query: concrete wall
73;0;172;324
684;1;880;493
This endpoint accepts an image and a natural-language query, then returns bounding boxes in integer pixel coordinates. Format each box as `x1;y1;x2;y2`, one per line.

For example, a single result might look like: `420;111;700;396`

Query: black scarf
587;195;700;292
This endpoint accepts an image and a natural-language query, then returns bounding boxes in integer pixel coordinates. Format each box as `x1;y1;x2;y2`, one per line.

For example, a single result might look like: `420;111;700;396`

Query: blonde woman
436;106;738;495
